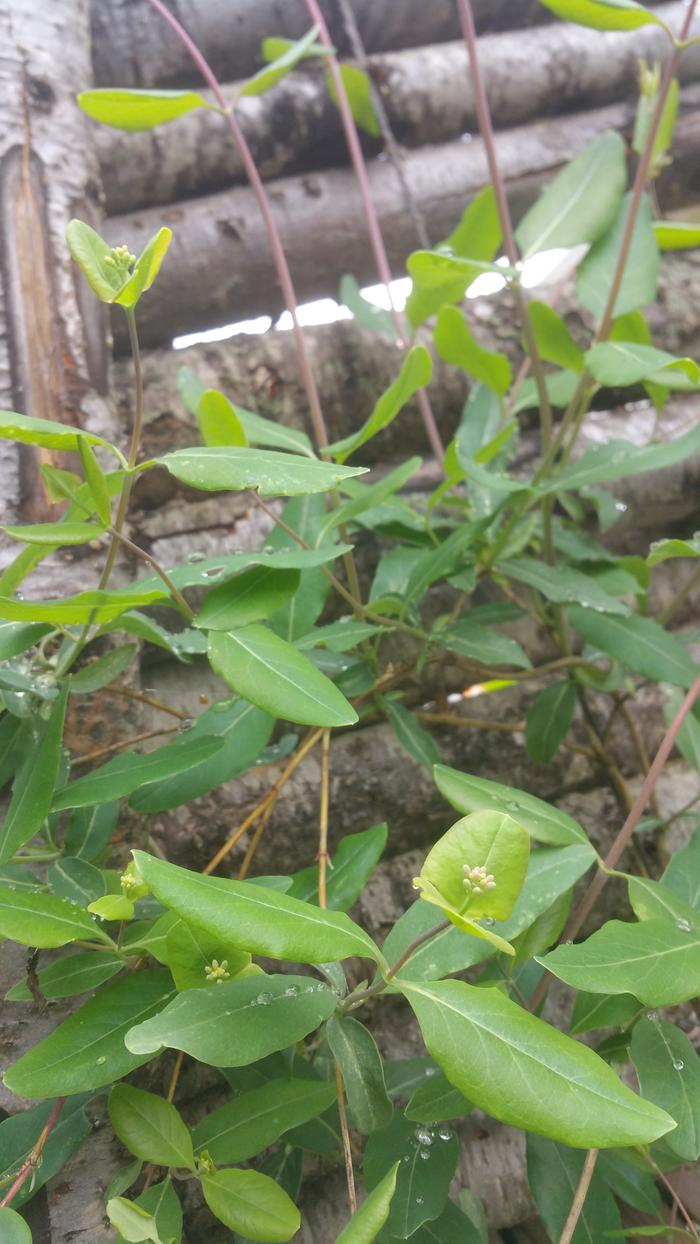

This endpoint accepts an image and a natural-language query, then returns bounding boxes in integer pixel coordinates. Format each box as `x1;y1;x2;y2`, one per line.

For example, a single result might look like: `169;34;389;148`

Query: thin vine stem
557;1149;599;1244
0;1097;65;1208
318;728;331;908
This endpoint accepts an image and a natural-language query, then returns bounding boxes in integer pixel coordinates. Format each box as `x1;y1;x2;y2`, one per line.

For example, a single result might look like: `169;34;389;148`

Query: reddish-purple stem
145;0;329;450
302;0;445;463
1;1097;65;1208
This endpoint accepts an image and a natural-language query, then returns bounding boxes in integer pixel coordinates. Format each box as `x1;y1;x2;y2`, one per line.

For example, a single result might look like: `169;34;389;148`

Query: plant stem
644;1156;699;1240
342;919;450;1012
335;1059;357;1216
529;673;700;1012
109;528;194;620
145;0;329;452
0;1097;65;1208
557;1149;599;1244
72;725;179;766
238;798;276;879
318;728;331;908
303;0;444;463
105;685;191;720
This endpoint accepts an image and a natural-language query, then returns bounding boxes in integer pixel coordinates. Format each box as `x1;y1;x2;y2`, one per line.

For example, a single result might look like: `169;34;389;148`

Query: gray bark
97;3;700;216
0;0;112;535
106;93;700;352
90;0;550;91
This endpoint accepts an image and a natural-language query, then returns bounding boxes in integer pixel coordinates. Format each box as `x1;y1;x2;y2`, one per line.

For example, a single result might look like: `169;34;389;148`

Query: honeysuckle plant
1;0;700;1242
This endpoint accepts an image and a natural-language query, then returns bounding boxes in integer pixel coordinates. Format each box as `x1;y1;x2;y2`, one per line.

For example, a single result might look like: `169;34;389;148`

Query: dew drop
437;1126;452;1140
676;917;692;933
96;1056;107;1065
284;985;299;997
178;717;195;732
419;1149;430;1160
425;1067;438;1077
505;801;520;812
202;566;224;579
414;1128;433;1147
415;1196;424;1205
673;1059;685;1071
614;502;628;513
402;1154;410;1163
647;1010;659;1022
13;591;23;600
482;916;495;927
187;551;206;563
256;991;273;1005
263;545;275;554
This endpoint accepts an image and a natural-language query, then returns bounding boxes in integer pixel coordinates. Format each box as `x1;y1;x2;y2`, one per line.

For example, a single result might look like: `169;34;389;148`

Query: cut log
106;94;700;352
97;3;700;216
90;0;550;91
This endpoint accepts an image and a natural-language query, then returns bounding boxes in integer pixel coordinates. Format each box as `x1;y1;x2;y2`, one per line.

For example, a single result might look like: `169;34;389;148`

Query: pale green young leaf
107;1198;167;1244
0;588;163;625
384;699;440;771
535;0;667;31
326;65;379;135
136;1182;182;1244
434;306;511;396
433;620;531;668
653;220;700;250
401;978;674;1146
208;625;357;727
539;918;700;1005
0;684;68;862
434;765;589;846
0;1209;32;1244
2;520;106;546
109;1085;194;1169
529;301;585;372
406;186;500;327
4;970;175;1098
195;566;299;630
114;227;172;308
79;87;208;130
70;645;137;693
158;446;366;494
630;1018;700;1161
414;810;530;922
502;556;629;614
163;916;252;990
327;1016;393;1134
585;342;700;389
0;407;118;456
516;131;626;257
525;681;576;763
647;534;700;566
627;876;698;930
196;388;247;447
333;1162;399;1244
661;825;700;910
202;1168;300;1242
67;219;127;302
328;346;432;462
132;851;383;964
52;736;225;810
125;975;335;1067
568;607;697;688
192;1078;336;1163
242;25;323;96
77;435;112;524
577;193;659;318
177;367;314;456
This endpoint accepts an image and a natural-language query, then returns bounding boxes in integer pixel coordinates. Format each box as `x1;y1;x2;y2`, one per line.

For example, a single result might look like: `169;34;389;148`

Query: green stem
341;919;449;1012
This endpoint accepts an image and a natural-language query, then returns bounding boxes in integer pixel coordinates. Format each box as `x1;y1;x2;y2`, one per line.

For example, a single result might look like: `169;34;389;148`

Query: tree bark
0;0;112;538
96;3;700;216
90;0;550;91
105;92;700;352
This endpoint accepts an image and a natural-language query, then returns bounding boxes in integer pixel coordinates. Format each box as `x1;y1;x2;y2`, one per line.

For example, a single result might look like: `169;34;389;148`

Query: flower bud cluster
105;244;136;275
204;958;230;984
462;864;496;894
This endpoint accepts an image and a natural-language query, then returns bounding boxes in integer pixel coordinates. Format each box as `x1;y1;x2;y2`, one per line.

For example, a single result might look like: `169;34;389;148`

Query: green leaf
52;735;225;810
400;978;675;1146
243;25;324;96
577;193;660;319
501;556;629;614
406;187;501;327
0;1209;32;1244
2;520;106;546
661;826;700;911
6;951;123;1001
125;976;336;1068
568;607;697;688
384;700;440;771
516;131;626;257
433;620;532;669
569;991;641;1035
0;408;117;456
196;388;247;448
405;1071;472;1124
78;434;112;524
132;851;383;964
67;219;128;302
319;457;422;539
596;1150;661;1216
414;810;530;924
529;302;585;372
158;446;365;495
163;915;252;990
544;422;700;494
405;521;484;603
202;1168;300;1242
208;625;357;727
535;0;666;30
196;566;299;630
327;1016;393;1134
0;620;51;661
107;1198;167;1244
433;765;589;846
434;307;511;396
538;918;700;1006
4;970;175;1098
63;801;119;860
70;644;137;693
287;822;387;910
364;1111;459;1239
0;684;68;862
109;1085;194;1169
526;681;576;763
653;220;700;250
136;1181;182;1244
0;588;163;625
527;1136;621;1244
326;64;379;137
0;1096;92;1210
177;368;314;457
630;1018;700;1161
130;699;273;813
333;1162;399;1243
627;875;698;930
79;87;208;130
647;534;700;566
48;857;106;905
114;227;172;309
585;342;700;389
340;274;398;340
192;1077;336;1163
328;347;433;462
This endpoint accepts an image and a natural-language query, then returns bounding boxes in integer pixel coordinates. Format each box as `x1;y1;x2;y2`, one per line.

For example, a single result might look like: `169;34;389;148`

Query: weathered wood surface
96;3;700;216
105;92;700;351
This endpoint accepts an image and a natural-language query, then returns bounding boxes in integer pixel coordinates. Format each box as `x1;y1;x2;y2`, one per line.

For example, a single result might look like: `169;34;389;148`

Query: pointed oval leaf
208;625;357;727
4;970;175;1098
6;951;123;1001
109;1085;194;1169
327;65;379;137
401;978;675;1147
242;24;323;96
158;446;366;495
0;588;163;625
525;681;577;763
202;1168;300;1242
78;87;208;131
67;219;127;302
576;192;660;319
0;887;99;947
433;765;589;846
415;810;530;922
0;407;116;455
327;1016;393;1134
125;975;336;1066
196;566;299;631
536;0;666;29
287;822;387;910
0;684;68;862
328;347;433;462
0;1209;32;1244
2;520;106;546
197;388;247;447
363;1111;459;1238
630;1018;700;1161
114;227;172;308
568;607;697;688
538;918;700;1006
107;1198;166;1244
516;132;626;258
528;1136;621;1244
52;735;225;810
333;1162;399;1243
192;1077;336;1163
132;851;382;964
585;342;700;389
